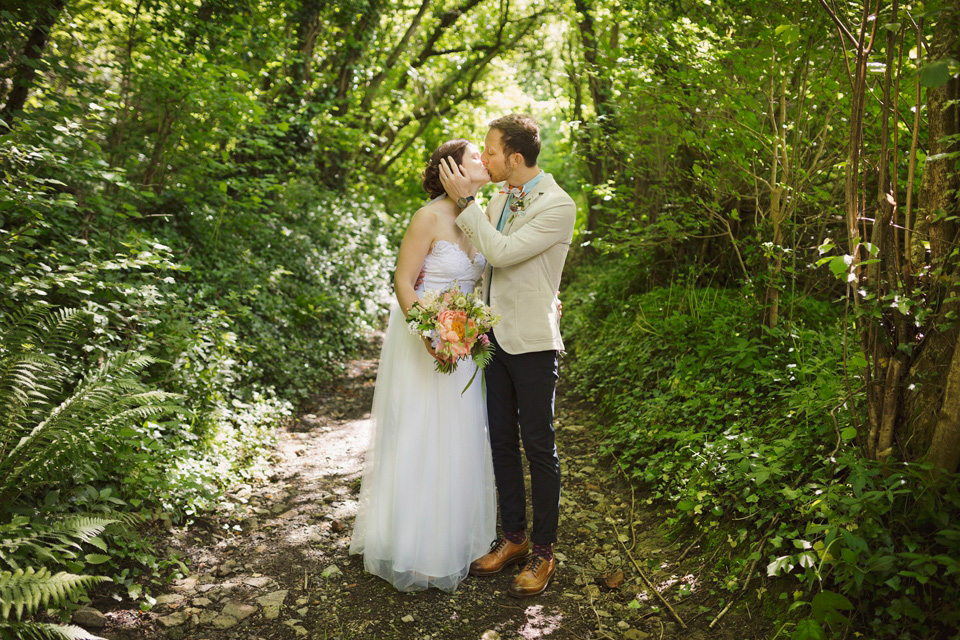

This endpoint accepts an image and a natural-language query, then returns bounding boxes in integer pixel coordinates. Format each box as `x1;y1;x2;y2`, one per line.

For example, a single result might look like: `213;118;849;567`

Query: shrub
563;258;960;638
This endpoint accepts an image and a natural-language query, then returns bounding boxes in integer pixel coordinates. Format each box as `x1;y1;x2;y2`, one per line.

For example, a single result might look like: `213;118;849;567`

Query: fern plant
0;306;185;504
0;516;117;640
0;307;184;639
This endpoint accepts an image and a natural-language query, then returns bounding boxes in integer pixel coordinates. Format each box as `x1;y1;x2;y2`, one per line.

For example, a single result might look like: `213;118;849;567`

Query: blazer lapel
488;192;509;230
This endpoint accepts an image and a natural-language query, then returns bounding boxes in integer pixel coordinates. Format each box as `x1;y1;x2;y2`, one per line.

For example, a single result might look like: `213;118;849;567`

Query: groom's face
482;128;517;184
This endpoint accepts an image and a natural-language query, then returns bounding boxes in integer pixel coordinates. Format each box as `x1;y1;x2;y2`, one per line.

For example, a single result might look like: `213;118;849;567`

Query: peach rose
438;309;468;344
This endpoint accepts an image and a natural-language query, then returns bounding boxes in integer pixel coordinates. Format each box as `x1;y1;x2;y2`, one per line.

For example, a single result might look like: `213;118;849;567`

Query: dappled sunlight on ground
96;337;772;640
517;604;564;638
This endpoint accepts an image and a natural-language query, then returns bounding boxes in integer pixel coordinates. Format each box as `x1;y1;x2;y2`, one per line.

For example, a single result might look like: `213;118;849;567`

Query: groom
440;114;576;598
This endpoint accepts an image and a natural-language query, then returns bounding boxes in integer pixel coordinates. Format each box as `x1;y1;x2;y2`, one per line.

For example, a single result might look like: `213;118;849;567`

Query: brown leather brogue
469;537;531;576
507;555;556;598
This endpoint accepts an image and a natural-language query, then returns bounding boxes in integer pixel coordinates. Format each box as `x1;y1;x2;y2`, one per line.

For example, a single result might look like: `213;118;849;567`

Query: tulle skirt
349;303;497;592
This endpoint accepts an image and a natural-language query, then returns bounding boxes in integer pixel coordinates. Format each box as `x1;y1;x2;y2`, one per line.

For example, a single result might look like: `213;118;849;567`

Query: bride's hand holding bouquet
406;283;500;392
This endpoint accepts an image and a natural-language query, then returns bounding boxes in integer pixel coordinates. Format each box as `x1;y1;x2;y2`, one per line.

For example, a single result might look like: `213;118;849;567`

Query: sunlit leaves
918;58;960;88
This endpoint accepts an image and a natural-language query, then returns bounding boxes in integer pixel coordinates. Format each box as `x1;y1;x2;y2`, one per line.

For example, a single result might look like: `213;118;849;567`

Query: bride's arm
394;208;436;315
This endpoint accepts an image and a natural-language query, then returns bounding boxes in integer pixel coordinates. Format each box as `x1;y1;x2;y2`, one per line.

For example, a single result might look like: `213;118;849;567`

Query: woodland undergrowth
564;256;960;640
0;116;394;638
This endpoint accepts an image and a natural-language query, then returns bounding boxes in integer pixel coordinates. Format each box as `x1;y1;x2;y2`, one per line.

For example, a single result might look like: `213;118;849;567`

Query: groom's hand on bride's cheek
439;157;467;199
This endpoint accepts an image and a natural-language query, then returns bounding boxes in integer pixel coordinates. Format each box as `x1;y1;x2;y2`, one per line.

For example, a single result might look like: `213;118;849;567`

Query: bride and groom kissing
349;114;576;598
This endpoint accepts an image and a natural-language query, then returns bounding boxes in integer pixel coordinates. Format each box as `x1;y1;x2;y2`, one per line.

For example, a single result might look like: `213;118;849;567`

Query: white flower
407;321;419;334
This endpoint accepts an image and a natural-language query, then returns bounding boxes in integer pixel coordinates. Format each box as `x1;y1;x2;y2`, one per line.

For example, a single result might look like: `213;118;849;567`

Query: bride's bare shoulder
409;204;441;227
414;200;459;226
402;206;443;243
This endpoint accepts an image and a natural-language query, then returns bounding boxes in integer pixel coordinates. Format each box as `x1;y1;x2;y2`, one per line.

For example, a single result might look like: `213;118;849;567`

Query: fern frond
0;352;65;462
1;353;61;412
473;343;495;370
0;353;184;500
0;621;106;640
0;306;53;353
0;568;106;620
36;309;88;356
99;402;187;428
0;516;118;563
0;307;186;502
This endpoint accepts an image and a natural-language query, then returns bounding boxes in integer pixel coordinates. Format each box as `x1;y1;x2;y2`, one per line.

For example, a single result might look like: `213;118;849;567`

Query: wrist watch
456;195;475;209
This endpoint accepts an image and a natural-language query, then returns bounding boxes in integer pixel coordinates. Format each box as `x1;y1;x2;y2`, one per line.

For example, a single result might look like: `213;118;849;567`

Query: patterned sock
503;529;526;545
532;543;553;560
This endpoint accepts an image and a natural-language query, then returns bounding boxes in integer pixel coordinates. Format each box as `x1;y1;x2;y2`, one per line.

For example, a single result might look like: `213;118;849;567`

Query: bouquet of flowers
406;283;500;393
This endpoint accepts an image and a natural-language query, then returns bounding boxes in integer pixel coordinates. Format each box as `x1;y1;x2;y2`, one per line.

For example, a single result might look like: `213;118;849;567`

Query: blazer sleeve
456;198;575;268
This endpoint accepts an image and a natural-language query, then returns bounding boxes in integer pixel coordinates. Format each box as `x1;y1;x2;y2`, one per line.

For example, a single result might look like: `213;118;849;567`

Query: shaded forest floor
91;338;775;640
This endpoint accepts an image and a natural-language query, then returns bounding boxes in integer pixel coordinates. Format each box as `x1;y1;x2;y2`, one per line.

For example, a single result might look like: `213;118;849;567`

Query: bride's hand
423;337;447;364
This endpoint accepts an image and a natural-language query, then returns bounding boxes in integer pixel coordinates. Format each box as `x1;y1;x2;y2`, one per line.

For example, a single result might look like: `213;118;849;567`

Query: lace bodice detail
416;240;485;296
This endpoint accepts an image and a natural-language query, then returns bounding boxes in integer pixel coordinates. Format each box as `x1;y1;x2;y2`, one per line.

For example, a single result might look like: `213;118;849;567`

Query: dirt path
97;341;772;640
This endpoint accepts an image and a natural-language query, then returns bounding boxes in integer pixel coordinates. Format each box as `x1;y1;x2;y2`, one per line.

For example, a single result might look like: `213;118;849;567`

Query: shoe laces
490;537;509;553
525;555;545;573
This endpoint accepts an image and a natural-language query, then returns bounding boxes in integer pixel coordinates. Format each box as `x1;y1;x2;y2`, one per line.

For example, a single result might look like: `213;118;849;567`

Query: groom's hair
489;114;540;167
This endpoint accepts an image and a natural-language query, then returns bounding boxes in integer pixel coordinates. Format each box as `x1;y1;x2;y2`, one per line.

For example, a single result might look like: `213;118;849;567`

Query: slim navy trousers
485;331;560;545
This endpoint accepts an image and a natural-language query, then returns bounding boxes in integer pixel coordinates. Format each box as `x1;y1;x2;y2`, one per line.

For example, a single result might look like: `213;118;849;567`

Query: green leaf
811;590;853;624
88;537;107;552
918;59;956;88
677;500;695;511
828;255;849;278
767;555;794;576
792;618;826;640
775;24;801;44
841;427;857;441
84;553;110;565
798;552;817;569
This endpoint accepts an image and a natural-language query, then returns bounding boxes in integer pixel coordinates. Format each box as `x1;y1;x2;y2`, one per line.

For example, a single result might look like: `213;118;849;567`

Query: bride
349;139;496;592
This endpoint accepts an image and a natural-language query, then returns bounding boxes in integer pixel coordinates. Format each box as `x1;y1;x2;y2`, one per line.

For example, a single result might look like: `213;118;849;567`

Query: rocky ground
81;341;774;640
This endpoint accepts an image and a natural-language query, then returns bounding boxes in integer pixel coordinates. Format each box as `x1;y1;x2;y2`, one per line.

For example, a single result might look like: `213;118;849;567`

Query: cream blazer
456;173;576;355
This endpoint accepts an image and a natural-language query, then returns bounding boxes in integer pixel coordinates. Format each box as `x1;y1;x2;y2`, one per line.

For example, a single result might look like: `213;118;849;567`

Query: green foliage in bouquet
405;283;500;392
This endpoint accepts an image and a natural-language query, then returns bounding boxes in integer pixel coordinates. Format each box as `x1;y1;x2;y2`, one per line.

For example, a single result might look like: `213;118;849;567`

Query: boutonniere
509;190;543;219
500;185;542;226
500;185;525;212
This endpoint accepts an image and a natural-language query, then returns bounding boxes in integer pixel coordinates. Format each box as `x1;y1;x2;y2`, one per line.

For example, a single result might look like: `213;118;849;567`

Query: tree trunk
918;3;960;269
921;0;960;471
574;0;617;235
0;0;66;129
927;339;960;474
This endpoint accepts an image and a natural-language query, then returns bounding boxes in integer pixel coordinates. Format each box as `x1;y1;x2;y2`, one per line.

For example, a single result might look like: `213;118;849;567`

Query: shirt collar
514;170;545;193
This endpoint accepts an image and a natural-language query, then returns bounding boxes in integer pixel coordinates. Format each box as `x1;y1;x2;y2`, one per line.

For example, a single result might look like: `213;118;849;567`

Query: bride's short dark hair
422;139;470;199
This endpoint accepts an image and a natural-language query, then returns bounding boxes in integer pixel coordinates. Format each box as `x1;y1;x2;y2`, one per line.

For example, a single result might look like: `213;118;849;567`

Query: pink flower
438;309;468;344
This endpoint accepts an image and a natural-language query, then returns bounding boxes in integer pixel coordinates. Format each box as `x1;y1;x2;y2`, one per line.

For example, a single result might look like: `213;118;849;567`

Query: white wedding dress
349;240;497;592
